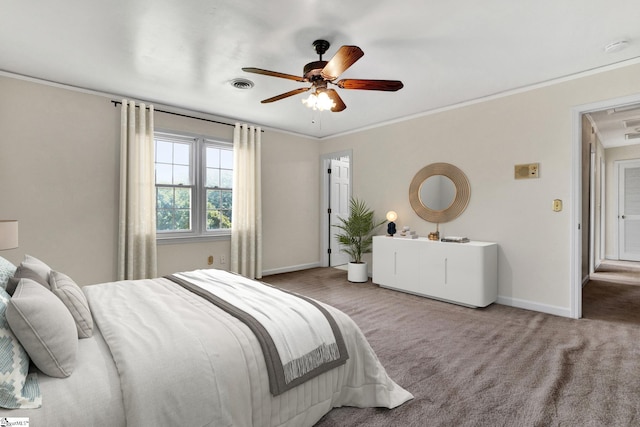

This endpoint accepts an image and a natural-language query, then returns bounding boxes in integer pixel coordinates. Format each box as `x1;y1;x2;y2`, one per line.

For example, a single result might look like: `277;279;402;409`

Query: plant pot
347;262;368;283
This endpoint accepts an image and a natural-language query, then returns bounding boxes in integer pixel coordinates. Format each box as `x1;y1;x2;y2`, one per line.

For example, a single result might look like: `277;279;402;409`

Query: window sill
157;233;231;245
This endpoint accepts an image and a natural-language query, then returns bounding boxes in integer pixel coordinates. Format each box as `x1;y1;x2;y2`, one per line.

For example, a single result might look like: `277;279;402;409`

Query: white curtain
231;123;262;279
118;99;157;280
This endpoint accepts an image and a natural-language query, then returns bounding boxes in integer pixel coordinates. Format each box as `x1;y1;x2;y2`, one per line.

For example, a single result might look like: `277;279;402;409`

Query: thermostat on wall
514;163;539;179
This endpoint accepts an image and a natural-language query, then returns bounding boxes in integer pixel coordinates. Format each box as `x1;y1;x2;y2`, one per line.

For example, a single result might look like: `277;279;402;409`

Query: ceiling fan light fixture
302;90;335;111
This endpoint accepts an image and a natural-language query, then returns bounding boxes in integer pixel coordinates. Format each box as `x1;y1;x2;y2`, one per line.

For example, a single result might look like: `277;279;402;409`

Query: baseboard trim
497;295;571;318
262;262;321;276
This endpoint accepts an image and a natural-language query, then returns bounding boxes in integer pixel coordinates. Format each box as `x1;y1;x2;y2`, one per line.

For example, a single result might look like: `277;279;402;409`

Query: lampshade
0;220;18;250
386;211;398;222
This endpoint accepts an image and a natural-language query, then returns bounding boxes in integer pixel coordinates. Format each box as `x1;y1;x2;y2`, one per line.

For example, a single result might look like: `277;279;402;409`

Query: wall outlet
220;255;226;265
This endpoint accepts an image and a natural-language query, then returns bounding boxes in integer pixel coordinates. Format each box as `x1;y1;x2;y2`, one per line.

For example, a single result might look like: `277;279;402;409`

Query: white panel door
619;160;640;261
329;158;351;266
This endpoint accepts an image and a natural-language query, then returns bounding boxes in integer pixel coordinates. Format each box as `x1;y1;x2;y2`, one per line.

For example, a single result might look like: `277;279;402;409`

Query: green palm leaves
334;198;386;263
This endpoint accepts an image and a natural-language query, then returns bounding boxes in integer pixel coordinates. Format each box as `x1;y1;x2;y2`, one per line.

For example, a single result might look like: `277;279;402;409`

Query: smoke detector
604;40;629;53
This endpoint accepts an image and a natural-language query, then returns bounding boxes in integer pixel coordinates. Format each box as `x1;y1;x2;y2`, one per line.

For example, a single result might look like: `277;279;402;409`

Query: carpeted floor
263;268;640;427
590;260;640;287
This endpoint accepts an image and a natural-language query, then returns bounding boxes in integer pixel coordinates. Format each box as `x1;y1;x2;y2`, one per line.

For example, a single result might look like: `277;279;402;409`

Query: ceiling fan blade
321;46;364;80
325;89;346;112
261;87;310;103
336;79;404;91
242;67;305;82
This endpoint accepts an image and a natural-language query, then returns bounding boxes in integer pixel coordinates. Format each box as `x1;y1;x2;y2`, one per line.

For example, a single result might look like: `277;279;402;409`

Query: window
154;131;233;241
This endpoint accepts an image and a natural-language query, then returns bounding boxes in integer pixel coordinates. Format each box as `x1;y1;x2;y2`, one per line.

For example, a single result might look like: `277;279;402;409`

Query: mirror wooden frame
409;162;471;223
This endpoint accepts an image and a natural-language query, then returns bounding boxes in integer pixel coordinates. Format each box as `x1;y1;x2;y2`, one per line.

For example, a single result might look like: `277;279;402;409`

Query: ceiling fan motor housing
303;61;328;81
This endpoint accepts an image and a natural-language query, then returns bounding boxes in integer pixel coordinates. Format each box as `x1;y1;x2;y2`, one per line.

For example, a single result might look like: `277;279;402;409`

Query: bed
0;255;412;426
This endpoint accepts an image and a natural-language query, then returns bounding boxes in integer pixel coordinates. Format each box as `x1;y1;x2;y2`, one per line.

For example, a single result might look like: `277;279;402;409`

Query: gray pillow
18;255;51;282
6;255;52;296
7;279;78;378
6;264;50;296
49;271;93;339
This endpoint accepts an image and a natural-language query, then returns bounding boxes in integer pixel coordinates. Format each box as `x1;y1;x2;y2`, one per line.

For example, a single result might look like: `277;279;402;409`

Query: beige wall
0;75;320;285
2;61;640;316
320;63;640;316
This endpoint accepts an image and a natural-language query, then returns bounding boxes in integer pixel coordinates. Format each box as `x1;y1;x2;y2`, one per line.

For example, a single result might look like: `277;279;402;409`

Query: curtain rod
111;100;263;132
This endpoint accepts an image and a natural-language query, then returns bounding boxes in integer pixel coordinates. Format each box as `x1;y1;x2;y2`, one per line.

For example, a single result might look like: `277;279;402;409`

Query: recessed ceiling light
229;78;254;90
604;40;629;53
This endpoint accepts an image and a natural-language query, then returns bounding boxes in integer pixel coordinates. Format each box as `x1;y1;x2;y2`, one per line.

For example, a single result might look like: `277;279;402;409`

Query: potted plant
334;197;386;282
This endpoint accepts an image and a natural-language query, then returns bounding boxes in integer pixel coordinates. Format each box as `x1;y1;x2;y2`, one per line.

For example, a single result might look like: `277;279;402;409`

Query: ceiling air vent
230;78;254;90
625;133;640;140
623;118;640;128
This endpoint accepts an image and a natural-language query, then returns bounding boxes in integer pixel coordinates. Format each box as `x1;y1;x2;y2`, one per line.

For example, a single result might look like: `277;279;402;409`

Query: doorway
573;95;640;318
320;150;352;267
617;160;640;261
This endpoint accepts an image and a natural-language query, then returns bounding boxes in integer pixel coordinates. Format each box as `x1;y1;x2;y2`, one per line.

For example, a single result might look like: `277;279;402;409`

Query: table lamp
386;211;397;236
0;220;18;250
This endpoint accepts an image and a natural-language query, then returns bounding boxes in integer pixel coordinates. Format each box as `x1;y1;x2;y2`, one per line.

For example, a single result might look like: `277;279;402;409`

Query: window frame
154;130;233;244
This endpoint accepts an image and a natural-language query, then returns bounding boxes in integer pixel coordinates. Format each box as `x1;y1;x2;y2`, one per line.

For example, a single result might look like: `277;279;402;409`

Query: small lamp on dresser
386;211;397;236
0;220;18;250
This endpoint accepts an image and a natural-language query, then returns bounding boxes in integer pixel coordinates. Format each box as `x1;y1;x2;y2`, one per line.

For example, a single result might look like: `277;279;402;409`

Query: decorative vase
348;262;368;283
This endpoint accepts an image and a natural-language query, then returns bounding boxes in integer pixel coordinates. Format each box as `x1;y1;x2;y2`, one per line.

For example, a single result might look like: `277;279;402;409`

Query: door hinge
327;168;332;174
328;208;332;214
328;248;332;254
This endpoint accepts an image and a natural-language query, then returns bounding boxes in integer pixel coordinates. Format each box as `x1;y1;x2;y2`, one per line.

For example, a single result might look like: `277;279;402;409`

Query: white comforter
1;273;413;426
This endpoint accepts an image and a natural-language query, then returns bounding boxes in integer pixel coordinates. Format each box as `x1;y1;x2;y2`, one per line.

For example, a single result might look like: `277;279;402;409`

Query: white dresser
372;235;498;307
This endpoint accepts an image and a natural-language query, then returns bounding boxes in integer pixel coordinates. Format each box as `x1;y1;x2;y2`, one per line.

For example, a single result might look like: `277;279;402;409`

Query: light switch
553;199;562;212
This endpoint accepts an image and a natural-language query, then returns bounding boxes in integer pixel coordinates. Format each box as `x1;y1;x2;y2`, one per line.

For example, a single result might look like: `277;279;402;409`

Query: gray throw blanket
167;269;349;395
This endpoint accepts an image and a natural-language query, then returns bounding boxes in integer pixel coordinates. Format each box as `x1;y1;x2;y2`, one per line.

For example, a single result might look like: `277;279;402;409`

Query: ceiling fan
242;39;403;112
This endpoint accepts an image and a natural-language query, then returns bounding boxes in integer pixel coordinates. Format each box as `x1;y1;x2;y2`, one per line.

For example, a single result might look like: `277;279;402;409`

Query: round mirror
420;175;456;211
409;163;470;223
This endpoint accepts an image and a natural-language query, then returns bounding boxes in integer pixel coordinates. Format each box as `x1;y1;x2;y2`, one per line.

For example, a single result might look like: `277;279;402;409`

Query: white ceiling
588;103;640;148
2;0;640;139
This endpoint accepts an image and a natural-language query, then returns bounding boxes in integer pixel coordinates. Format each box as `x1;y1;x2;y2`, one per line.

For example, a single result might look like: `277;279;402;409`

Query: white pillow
49;271;94;339
7;279;78;378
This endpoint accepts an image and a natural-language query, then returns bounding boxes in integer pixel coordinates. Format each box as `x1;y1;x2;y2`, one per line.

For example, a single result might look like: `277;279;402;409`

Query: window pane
220;150;233;169
174;143;190;165
156;141;173;163
206;147;220;168
206;210;220;230
175;188;191;209
173;165;191;185
175;210;190;230
156;164;173;185
207;189;221;208
221;190;232;209
219;210;231;229
206;168;220;188
206;209;231;230
220;170;233;189
157;210;174;230
157;187;174;209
